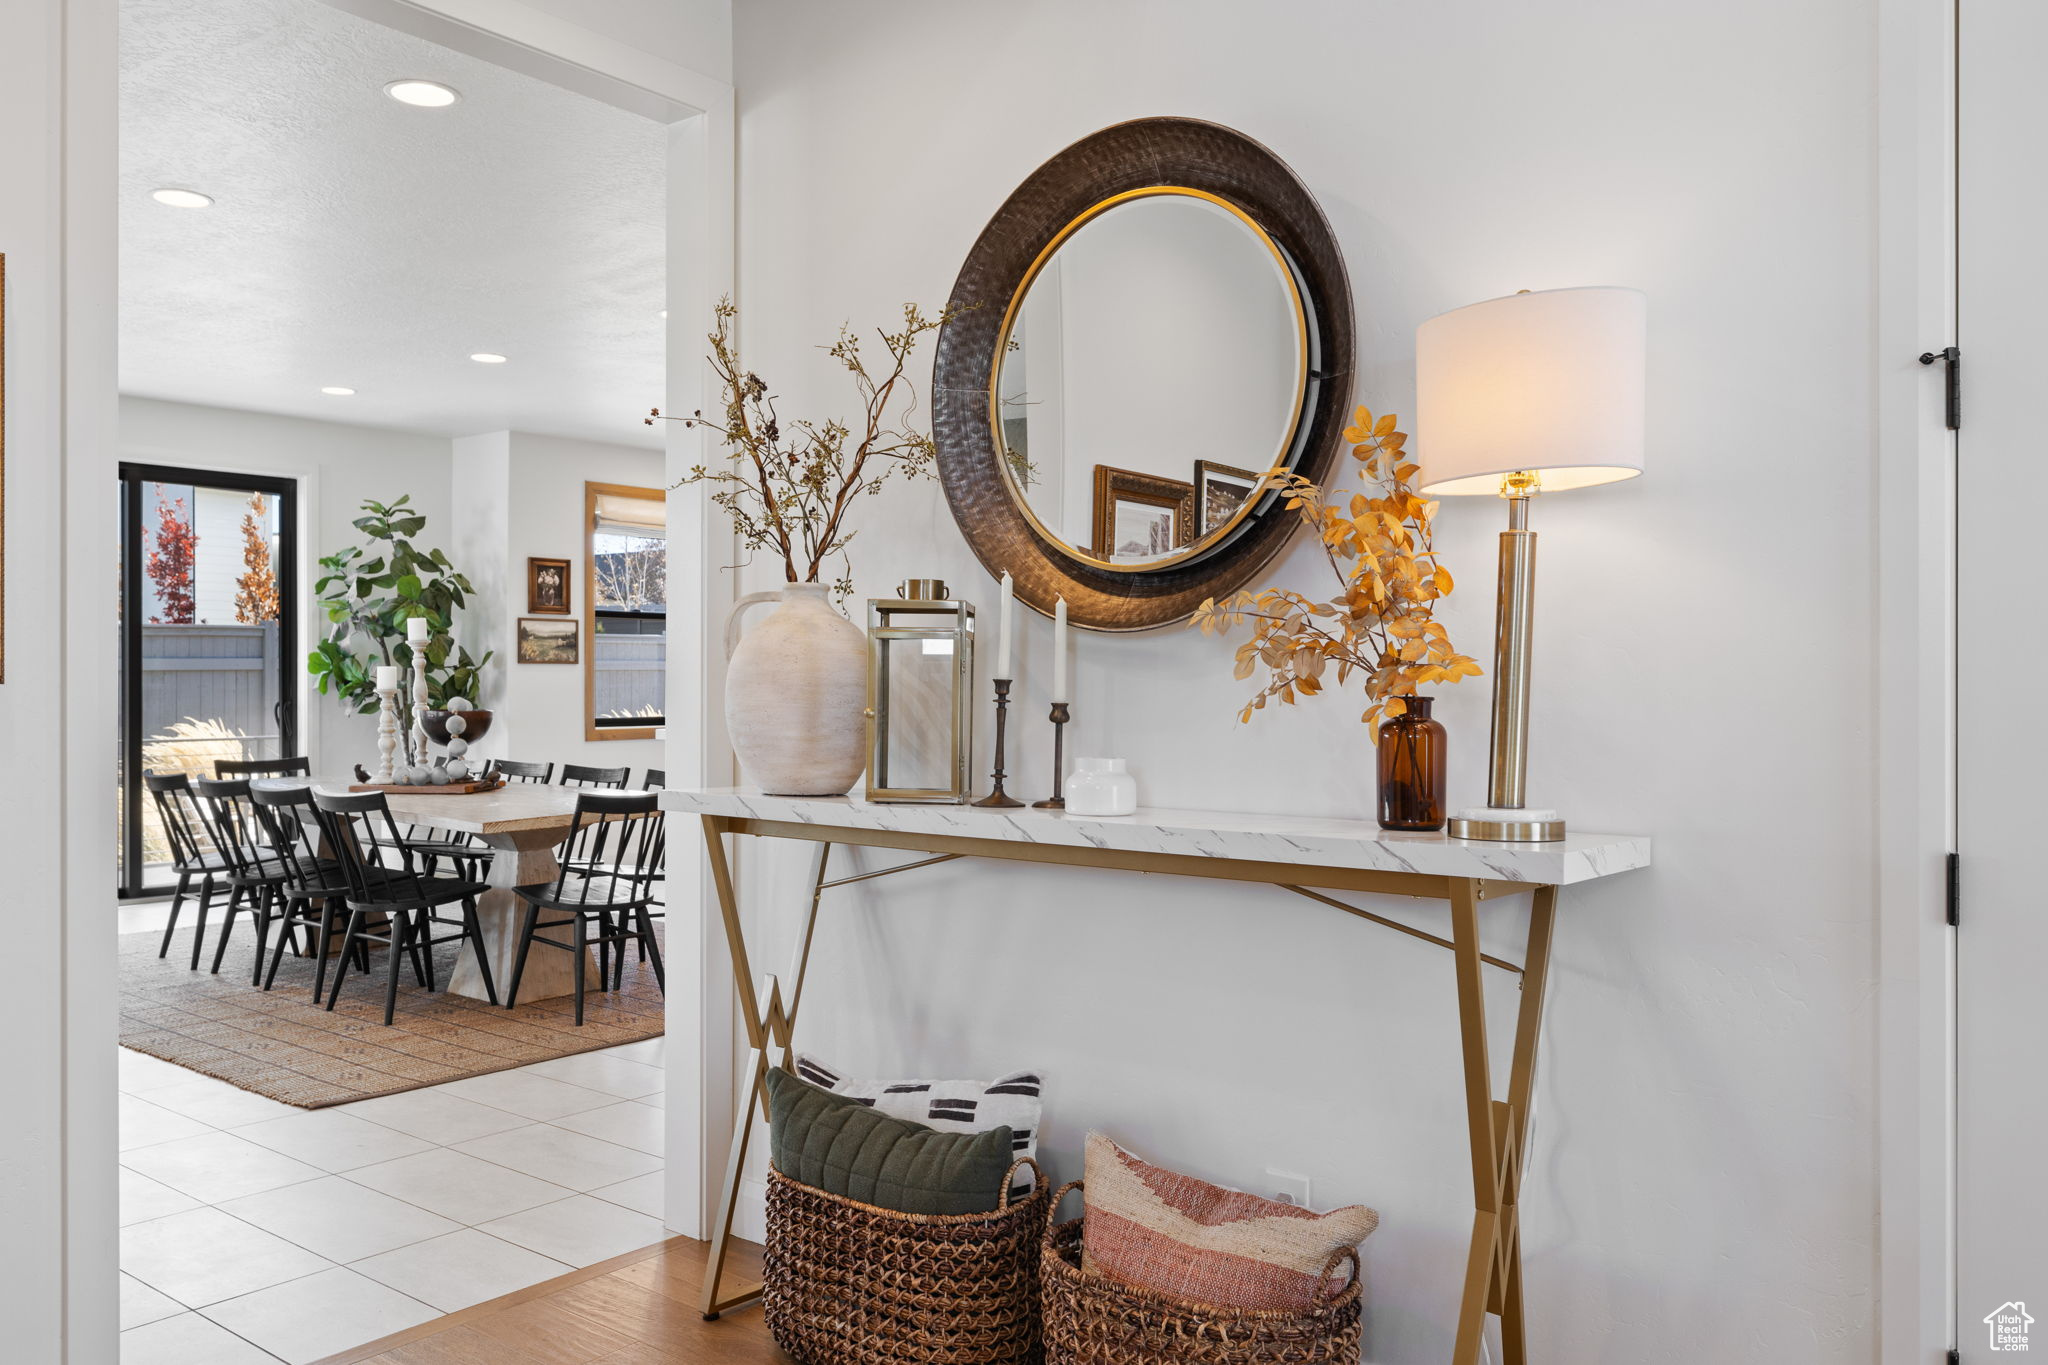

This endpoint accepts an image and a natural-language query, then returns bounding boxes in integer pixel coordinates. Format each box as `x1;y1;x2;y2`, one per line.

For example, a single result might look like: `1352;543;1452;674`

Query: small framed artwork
527;556;571;614
1091;466;1194;562
1193;461;1262;536
517;616;579;664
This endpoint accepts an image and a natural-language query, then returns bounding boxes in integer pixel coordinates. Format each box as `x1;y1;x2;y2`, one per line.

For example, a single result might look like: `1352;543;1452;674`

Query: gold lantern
865;580;976;803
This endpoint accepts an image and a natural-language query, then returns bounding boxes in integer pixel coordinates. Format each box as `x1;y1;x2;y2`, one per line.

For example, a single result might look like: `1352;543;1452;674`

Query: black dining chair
626;771;666;960
192;777;301;985
489;759;554;784
311;790;499;1024
215;756;312;779
250;784;368;1001
555;766;633;878
142;772;228;970
403;822;490;881
507;790;665;1025
559;764;630;790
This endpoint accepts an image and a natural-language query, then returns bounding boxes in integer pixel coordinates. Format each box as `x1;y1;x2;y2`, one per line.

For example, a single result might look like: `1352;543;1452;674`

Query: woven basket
763;1157;1049;1365
1040;1180;1363;1365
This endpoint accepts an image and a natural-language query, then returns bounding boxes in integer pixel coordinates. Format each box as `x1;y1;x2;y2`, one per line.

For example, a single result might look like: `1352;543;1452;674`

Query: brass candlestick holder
1032;702;1071;810
973;679;1025;808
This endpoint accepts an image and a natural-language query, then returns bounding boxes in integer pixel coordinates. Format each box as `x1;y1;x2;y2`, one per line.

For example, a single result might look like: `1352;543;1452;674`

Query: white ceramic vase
1065;756;1138;816
725;581;869;796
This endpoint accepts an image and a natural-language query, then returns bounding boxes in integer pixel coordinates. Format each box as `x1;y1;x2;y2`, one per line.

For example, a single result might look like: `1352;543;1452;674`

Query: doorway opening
107;0;718;1358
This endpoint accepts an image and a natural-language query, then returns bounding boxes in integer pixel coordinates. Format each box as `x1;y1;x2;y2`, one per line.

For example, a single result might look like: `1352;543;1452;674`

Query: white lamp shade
1415;286;1647;496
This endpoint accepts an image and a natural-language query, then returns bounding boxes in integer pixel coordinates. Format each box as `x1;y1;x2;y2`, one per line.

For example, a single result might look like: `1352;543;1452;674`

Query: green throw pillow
765;1066;1015;1215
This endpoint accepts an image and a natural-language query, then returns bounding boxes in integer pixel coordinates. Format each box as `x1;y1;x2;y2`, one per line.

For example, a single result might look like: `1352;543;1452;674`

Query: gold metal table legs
691;813;1563;1363
1449;881;1558;1365
698;824;832;1320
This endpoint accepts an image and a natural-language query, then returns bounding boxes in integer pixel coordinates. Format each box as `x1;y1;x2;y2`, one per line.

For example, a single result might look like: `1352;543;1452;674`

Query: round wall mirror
994;189;1308;571
935;118;1352;631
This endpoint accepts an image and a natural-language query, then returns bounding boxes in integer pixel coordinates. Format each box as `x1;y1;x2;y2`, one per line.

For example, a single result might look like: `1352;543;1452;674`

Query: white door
1957;1;2048;1353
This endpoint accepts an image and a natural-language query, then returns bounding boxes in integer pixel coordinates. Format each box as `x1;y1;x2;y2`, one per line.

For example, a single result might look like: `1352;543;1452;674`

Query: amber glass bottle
1376;695;1446;831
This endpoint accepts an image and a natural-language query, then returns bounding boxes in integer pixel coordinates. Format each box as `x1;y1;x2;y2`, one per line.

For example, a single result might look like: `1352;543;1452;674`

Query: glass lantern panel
877;635;959;791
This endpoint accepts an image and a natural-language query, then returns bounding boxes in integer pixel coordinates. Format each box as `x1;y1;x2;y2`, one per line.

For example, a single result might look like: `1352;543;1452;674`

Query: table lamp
1415;285;1647;841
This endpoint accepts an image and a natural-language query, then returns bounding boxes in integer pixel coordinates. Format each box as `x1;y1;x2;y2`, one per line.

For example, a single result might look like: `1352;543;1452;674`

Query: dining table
255;778;622;1003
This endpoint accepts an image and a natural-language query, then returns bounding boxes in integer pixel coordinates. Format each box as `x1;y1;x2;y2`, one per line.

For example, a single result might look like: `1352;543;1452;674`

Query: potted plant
653;298;952;796
307;496;494;755
1193;408;1482;829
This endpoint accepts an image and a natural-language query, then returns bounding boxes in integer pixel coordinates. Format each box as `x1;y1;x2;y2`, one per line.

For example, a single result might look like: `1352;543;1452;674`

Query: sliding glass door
117;463;298;897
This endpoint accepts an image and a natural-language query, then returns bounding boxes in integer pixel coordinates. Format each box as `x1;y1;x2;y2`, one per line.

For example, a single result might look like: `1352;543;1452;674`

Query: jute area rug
120;923;665;1108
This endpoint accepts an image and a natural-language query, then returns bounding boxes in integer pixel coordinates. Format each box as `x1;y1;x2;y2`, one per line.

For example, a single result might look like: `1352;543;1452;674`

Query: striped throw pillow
794;1053;1043;1189
1081;1132;1377;1310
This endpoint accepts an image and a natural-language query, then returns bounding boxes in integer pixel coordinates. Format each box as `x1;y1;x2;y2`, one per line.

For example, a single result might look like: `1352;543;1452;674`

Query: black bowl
420;708;493;747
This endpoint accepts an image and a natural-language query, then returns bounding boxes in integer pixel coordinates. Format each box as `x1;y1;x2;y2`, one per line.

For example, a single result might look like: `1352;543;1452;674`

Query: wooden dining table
256;778;619;1003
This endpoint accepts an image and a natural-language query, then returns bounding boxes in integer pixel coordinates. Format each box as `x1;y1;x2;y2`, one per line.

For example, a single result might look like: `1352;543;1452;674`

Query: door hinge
1949;1348;1961;1365
1946;851;1960;927
1920;345;1960;430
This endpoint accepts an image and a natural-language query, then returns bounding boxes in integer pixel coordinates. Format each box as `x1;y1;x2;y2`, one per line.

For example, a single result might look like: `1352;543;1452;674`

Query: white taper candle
1052;596;1069;702
997;572;1014;678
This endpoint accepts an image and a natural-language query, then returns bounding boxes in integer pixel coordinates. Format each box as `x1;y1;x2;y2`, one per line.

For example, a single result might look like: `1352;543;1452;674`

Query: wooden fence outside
592;631;667;720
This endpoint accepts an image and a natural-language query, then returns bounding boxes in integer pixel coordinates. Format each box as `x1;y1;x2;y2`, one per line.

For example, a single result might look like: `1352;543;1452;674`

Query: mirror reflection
994;190;1307;570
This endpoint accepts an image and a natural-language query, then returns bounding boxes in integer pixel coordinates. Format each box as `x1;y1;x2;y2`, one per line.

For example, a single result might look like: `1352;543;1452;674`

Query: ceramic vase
1065;757;1138;816
726;581;869;796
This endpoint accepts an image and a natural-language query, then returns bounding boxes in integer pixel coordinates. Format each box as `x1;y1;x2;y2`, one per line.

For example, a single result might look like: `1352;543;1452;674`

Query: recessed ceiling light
320;386;356;396
470;352;508;364
385;79;460;108
659;310;668;319
151;188;214;209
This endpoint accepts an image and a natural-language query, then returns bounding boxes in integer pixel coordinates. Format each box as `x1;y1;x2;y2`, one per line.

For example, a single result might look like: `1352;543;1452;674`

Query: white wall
517;0;731;83
121;396;458;775
450;429;514;768
730;2;1876;1361
464;429;668;780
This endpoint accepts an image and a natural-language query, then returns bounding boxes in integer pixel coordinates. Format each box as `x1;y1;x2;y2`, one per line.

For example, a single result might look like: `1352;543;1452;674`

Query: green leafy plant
307;495;493;714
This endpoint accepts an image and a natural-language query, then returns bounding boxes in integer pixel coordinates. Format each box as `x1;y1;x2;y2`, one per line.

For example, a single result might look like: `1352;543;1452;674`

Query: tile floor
117;1039;669;1365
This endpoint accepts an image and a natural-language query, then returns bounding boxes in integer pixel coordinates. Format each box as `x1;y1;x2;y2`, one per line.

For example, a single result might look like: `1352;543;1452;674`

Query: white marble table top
662;788;1651;886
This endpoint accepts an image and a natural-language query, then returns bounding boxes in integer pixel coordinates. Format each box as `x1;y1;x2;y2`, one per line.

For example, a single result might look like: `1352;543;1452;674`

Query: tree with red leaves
146;486;197;625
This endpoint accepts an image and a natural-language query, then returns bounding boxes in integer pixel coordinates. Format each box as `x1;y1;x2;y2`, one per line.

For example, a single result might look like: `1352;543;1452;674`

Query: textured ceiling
120;0;666;448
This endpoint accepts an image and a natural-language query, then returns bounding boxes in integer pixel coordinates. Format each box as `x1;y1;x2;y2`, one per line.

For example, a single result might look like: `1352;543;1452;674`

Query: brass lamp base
1447;806;1566;843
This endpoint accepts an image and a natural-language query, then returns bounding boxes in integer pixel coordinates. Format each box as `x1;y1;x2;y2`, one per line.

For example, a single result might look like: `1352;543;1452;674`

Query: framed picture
527;556;571;614
517;616;579;664
1091;466;1194;562
1193;461;1261;536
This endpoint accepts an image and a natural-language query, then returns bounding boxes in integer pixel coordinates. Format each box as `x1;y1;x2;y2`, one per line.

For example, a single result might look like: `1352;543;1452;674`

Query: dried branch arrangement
1193;407;1483;726
650;298;953;596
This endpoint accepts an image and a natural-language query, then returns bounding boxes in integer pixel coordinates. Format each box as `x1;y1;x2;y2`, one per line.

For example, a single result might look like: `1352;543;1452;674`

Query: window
585;483;667;738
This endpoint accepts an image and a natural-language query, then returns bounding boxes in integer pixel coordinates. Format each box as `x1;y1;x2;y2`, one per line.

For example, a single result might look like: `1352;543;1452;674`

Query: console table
663;788;1651;1365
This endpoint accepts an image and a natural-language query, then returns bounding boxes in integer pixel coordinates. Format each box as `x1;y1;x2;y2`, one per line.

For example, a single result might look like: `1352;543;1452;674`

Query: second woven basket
1039;1180;1363;1365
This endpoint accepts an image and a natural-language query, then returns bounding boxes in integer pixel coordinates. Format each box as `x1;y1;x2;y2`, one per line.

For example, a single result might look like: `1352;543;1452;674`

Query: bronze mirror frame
933;117;1354;632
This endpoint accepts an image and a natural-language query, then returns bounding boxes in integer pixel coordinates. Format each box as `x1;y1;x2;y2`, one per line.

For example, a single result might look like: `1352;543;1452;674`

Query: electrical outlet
1266;1169;1312;1209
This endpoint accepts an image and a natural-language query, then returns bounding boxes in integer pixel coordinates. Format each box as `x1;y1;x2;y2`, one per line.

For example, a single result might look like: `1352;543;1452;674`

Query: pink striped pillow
1081;1132;1377;1310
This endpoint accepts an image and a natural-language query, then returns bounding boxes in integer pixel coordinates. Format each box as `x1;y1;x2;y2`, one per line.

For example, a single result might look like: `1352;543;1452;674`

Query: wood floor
313;1236;787;1364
